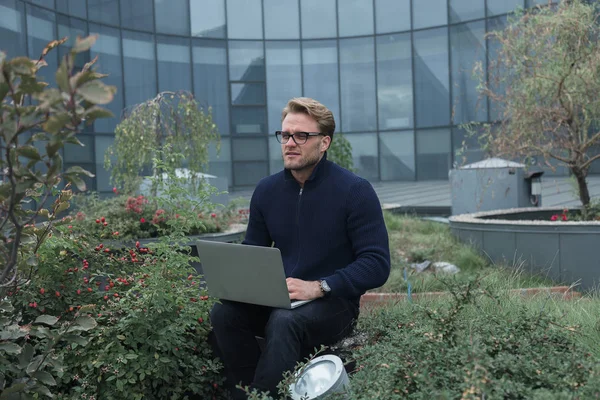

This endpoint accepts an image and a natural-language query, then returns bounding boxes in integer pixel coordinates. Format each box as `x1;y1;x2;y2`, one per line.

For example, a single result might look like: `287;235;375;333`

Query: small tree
0;35;115;290
474;0;600;212
328;133;354;172
0;35;113;397
105;91;220;195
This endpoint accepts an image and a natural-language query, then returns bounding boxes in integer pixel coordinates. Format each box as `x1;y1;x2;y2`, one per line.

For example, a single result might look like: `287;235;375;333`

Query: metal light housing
289;355;350;400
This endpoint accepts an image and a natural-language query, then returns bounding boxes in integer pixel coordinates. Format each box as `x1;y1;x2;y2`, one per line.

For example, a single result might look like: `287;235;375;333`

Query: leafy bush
69;192;249;240
328;133;354;172
348;280;600;399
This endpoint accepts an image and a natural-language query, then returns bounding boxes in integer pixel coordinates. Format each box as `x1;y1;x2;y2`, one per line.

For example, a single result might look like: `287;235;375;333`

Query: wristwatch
319;280;331;296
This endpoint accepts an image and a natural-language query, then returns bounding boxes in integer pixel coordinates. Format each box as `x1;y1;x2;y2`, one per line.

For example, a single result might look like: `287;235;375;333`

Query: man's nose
284;137;298;147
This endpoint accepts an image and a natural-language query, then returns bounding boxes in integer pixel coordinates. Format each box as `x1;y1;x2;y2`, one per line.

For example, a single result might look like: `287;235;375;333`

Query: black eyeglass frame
274;131;325;145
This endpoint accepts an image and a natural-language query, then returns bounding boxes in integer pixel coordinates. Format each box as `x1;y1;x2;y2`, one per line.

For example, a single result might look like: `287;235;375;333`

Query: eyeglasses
275;131;324;145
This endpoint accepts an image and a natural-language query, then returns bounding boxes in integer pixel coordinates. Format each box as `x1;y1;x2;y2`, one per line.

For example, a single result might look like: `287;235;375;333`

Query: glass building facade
0;0;553;193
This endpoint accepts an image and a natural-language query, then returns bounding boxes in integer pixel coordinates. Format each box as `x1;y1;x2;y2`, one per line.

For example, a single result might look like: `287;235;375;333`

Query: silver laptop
196;240;313;309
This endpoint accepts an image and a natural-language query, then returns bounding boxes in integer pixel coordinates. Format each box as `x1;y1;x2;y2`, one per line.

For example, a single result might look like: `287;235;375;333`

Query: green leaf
32;371;56;386
18;75;47;94
125;353;138;360
74;316;97;331
26;356;44;375
55;59;70;92
45;141;62;158
0;301;14;313
73;35;98;54
17;145;42;161
9;57;36;76
0;382;27;397
0;82;9;103
18;343;34;369
62;334;89;346
0;371;4;390
64;175;86;192
77;80;115;105
30;383;53;398
116;335;126;341
0;342;21;355
65;165;94;178
34;315;59;326
83;106;114;123
43;113;71;135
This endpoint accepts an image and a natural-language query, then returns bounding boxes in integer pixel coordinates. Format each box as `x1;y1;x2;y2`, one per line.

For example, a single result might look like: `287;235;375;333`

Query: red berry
113;293;119;297
104;248;110;253
103;295;108;301
40;288;45;295
69;307;74;312
101;217;105;223
139;218;145;223
95;219;100;224
211;213;216;218
32;302;37;308
109;282;114;288
105;285;110;291
77;289;81;295
187;275;193;280
87;287;93;292
198;317;204;323
103;222;108;227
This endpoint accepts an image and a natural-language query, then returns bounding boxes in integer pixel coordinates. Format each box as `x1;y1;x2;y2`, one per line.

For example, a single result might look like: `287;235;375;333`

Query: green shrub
328;133;354;172
349;280;600;399
10;226;225;399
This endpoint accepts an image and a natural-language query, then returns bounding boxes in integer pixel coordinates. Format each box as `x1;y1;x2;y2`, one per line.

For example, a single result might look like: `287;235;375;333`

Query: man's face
281;113;330;172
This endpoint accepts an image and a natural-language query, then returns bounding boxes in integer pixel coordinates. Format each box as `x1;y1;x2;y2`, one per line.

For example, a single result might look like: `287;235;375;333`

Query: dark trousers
209;297;359;399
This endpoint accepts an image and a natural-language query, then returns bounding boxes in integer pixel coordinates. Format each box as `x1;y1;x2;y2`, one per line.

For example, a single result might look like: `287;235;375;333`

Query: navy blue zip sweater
243;152;391;304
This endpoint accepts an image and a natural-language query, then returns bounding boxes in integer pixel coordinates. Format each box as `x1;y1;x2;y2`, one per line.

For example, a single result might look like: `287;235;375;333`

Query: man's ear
321;135;332;152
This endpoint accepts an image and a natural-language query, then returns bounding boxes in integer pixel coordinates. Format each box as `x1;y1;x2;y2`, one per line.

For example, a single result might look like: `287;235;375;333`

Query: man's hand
286;278;323;301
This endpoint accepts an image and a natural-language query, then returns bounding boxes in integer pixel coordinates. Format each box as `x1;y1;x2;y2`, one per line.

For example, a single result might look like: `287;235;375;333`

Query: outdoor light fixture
289;355;350;400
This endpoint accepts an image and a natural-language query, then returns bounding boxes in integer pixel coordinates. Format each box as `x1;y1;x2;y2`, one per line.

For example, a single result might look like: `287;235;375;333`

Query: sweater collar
284;151;328;185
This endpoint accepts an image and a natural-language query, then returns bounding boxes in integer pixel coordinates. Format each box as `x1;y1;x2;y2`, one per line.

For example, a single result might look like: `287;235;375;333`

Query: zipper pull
299;188;303;196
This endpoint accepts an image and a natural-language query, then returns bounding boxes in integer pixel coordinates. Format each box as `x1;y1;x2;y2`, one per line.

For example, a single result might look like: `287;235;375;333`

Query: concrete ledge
360;286;581;310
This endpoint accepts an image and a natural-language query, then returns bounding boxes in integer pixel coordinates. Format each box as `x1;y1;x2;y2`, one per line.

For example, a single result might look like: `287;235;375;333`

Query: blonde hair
281;97;336;139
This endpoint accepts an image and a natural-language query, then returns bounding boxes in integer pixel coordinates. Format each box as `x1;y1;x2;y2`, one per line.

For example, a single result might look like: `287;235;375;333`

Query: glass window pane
123;31;157;107
89;24;123;133
449;0;484;23
488;0;522;16
88;0;119;25
190;0;225;38
227;0;263;39
231;83;266;105
193;39;230;135
413;0;447;29
340;37;376;132
266;41;301;134
451;21;487;124
345;134;378;180
65;135;94;163
375;0;410;34
30;0;54;8
414;28;450;128
269;140;283;174
417;129;451;180
121;0;154;31
377;33;413;130
302;40;340;125
300;0;336;39
27;5;57;87
233;162;268;186
231;107;267;134
157;36;191;93
338;0;373;37
95;136;115;192
56;0;86;18
208;138;231;183
264;0;299;39
232;138;267;160
228;41;265;81
0;0;26;58
155;0;189;35
380;131;415;180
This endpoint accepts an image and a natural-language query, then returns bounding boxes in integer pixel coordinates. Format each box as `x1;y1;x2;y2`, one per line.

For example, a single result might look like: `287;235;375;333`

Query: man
210;97;390;398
